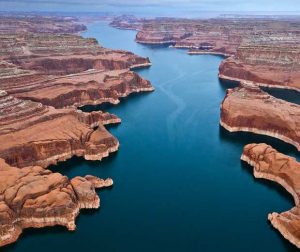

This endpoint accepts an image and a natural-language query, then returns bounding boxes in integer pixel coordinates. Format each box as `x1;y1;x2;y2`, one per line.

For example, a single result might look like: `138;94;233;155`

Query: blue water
4;22;300;252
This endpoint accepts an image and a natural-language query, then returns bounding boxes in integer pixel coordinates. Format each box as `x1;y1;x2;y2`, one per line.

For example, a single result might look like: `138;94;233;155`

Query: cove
4;21;300;252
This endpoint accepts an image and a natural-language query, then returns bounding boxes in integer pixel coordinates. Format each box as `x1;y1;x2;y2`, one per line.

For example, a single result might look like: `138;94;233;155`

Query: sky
0;0;300;16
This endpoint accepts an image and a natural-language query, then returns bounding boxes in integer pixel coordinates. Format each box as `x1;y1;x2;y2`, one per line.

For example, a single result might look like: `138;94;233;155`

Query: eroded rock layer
112;16;300;91
111;16;300;57
220;83;300;150
0;90;120;168
0;19;153;108
241;143;300;249
219;38;300;91
0;158;113;247
0;15;86;34
0;15;154;247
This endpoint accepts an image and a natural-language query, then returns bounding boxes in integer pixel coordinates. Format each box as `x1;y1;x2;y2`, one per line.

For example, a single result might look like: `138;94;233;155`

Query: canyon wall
220;82;300;150
0;15;153;247
219;38;300;91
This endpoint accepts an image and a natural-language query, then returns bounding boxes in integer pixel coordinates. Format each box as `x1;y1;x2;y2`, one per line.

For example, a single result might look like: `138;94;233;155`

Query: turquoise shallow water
4;22;300;252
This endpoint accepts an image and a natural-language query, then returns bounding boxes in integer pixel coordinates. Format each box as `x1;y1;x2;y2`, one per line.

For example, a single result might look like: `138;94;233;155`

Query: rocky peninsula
220;82;300;150
0;157;113;247
242;143;300;249
0;14;153;247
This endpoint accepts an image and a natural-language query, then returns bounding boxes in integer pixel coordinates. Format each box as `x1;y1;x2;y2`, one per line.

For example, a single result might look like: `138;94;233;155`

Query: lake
5;21;300;252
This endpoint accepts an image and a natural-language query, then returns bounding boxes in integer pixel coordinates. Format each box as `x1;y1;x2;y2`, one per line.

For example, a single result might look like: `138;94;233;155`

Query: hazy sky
0;0;300;15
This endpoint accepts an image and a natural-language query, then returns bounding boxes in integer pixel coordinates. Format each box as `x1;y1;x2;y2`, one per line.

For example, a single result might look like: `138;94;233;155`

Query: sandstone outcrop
0;15;86;34
0;15;153;169
219;39;300;91
112;16;300;91
1;68;152;108
220;82;300;150
0;31;152;109
0;158;113;247
111;17;300;57
0;90;120;168
0;14;154;247
241;143;300;249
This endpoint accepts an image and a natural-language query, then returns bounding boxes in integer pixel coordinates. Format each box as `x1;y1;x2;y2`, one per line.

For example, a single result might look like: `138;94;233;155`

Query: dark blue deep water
4;22;300;252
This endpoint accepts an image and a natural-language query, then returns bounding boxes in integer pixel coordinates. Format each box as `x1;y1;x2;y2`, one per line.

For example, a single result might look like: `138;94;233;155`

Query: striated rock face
0;158;112;247
0;14;154;247
0;15;86;34
0;32;152;109
0;90;120;168
1;69;153;108
113;16;300;91
219;37;300;91
111;16;300;57
220;83;300;150
0;32;151;71
0;15;153;168
241;143;300;249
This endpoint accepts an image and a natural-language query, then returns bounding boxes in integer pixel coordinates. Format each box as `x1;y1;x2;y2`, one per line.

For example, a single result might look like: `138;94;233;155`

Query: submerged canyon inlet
2;20;300;251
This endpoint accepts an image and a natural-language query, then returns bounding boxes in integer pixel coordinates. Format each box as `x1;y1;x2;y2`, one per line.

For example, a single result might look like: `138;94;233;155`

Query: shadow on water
218;78;239;91
3;226;68;251
3;206;107;252
272;227;300;252
219;78;300;106
262;87;300;105
240;161;294;206
80;91;153;113
49;151;119;176
241;160;298;252
221;124;300;251
142;43;175;48
237;136;299;252
219;126;300;158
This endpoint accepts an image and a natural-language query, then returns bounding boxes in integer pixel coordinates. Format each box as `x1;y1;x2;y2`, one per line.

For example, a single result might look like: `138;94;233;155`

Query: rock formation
0;158;113;247
111;16;300;58
0;14;154;247
219;38;300;91
241;143;300;249
220;82;300;150
0;90;120;168
0;32;152;108
0;15;86;34
112;16;300;91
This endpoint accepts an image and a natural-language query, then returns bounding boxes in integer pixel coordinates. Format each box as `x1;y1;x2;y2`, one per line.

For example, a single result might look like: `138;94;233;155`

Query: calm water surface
5;22;300;252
